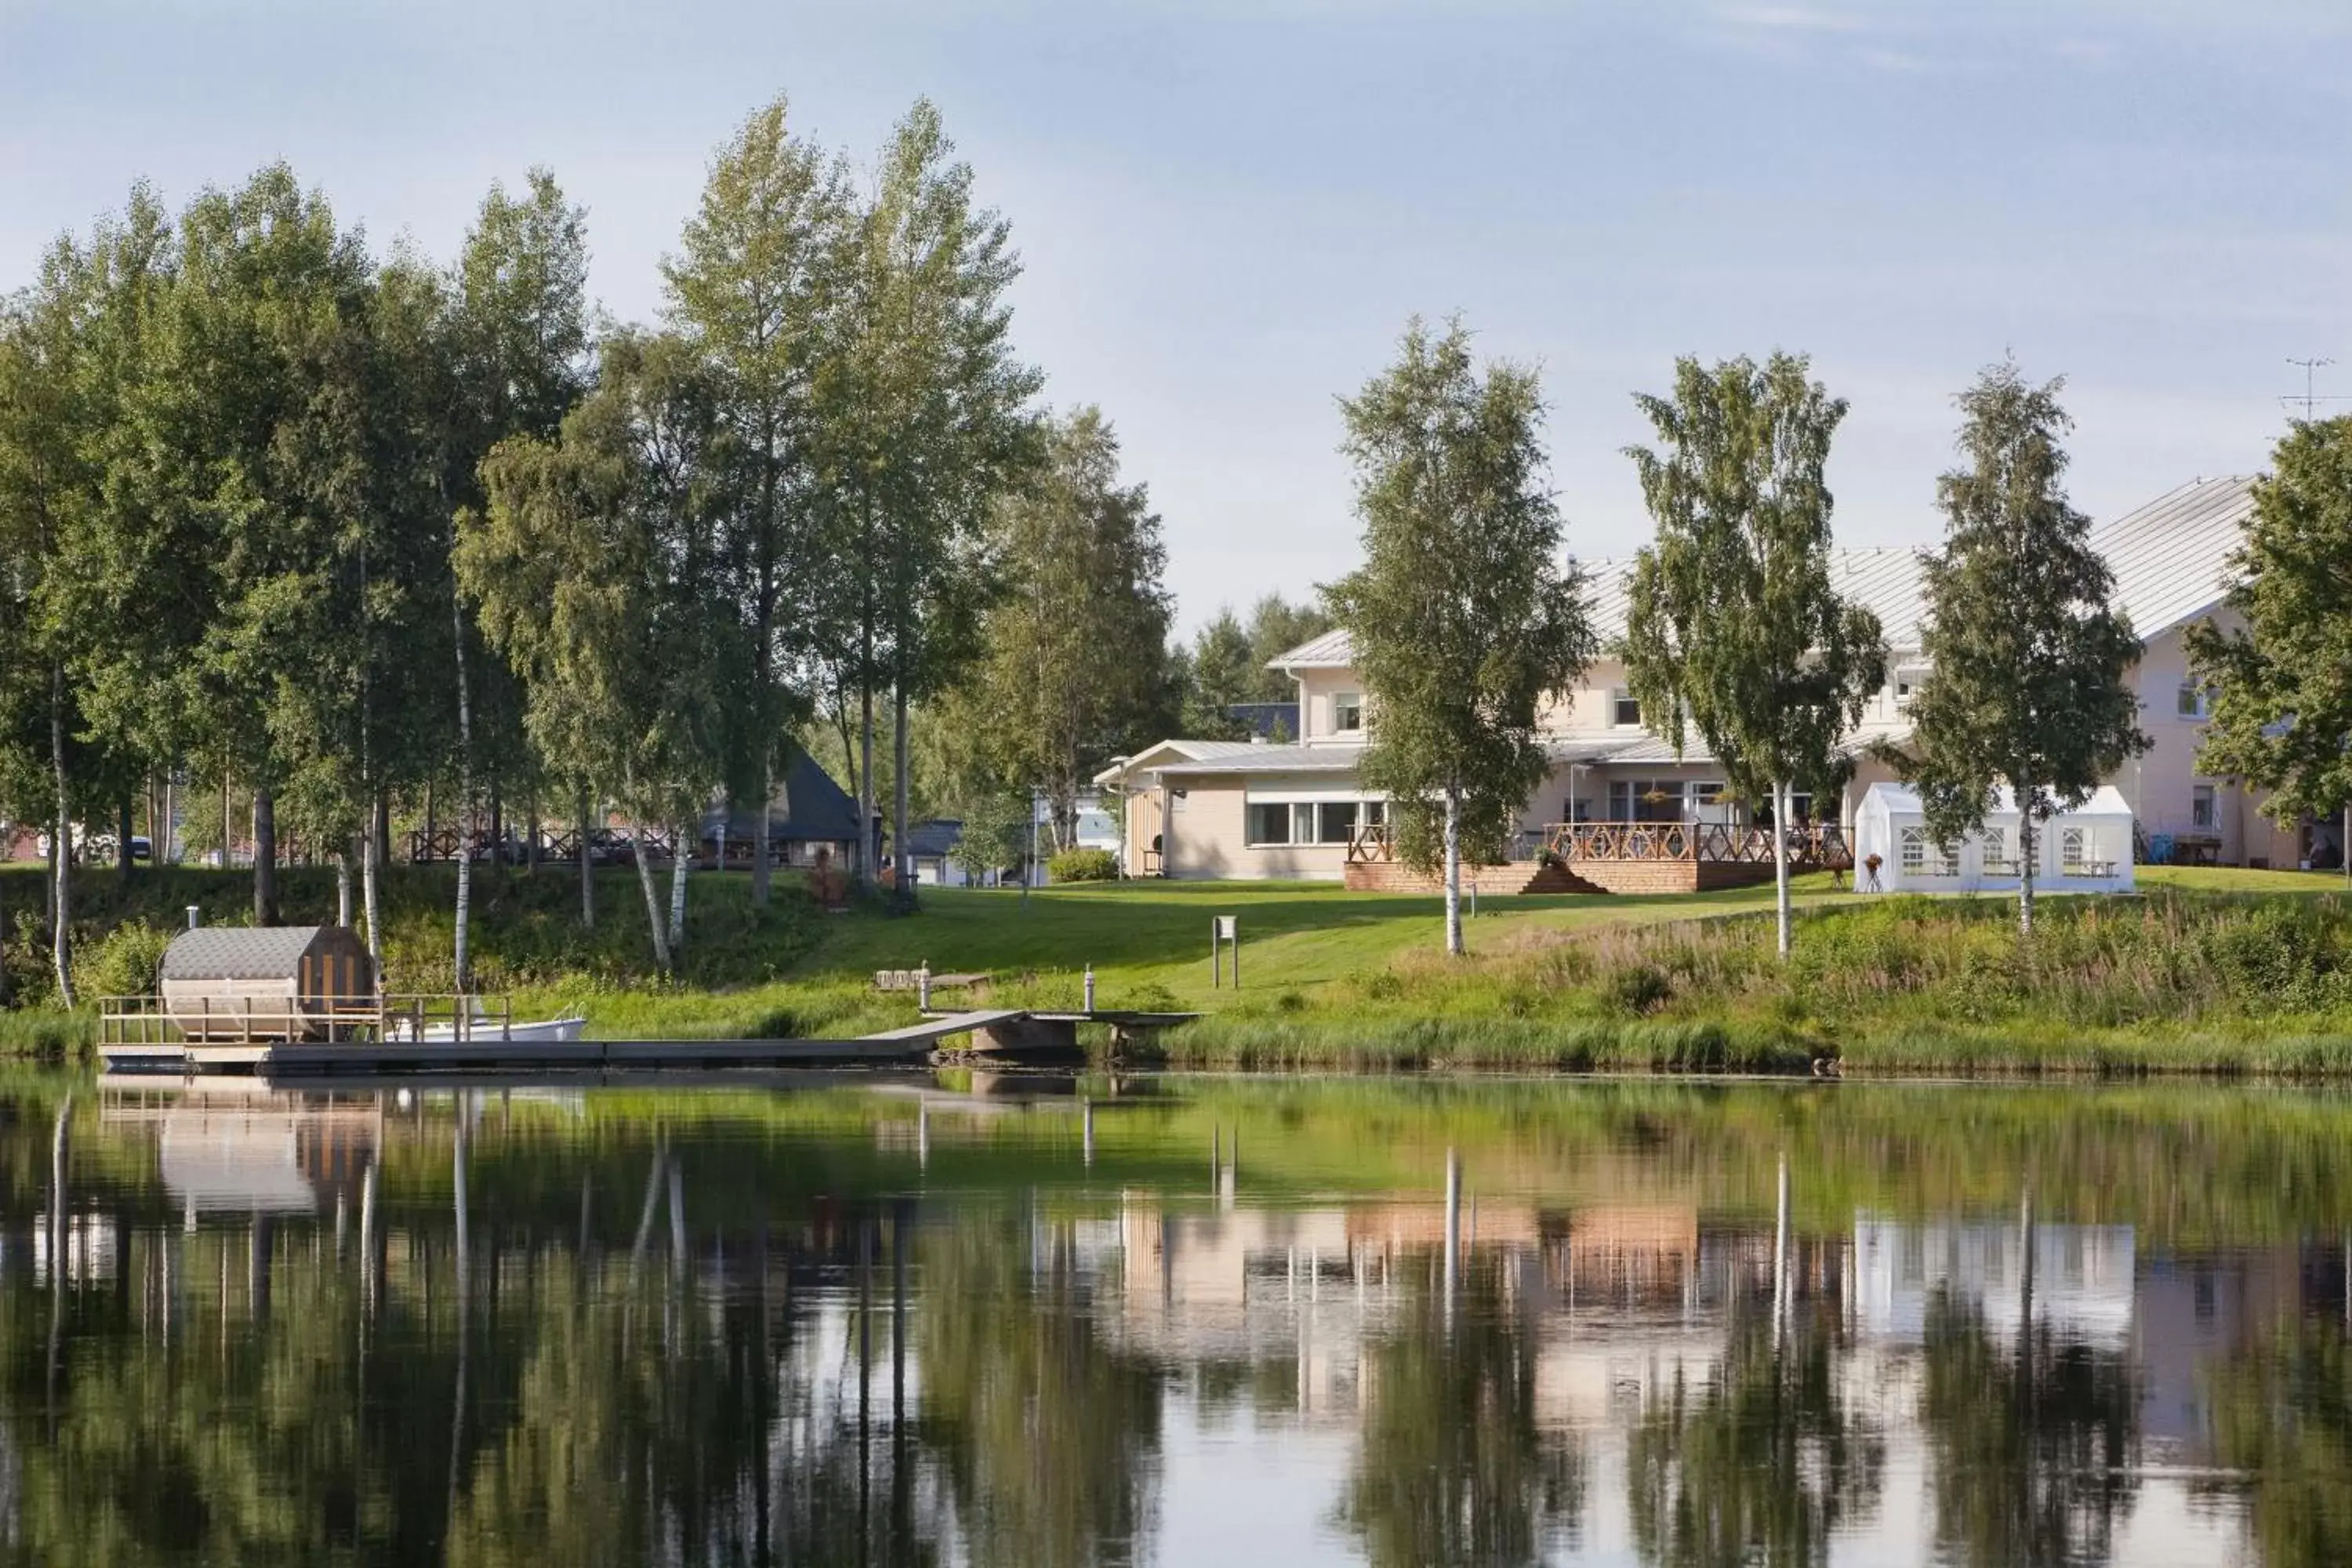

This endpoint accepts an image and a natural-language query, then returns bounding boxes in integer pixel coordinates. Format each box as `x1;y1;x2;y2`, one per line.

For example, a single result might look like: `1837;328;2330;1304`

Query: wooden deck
96;1007;1195;1078
1342;819;1853;895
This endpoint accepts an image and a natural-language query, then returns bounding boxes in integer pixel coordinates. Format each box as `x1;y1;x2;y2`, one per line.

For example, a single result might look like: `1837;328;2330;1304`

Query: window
2177;681;2211;720
2190;785;2216;831
1893;666;1929;707
1317;801;1359;844
1982;826;2016;874
1363;800;1388;828
1246;802;1292;845
1333;692;1364;733
1610;779;1687;822
1248;799;1379;847
2060;826;2096;873
1899;826;1956;877
1611;690;1643;728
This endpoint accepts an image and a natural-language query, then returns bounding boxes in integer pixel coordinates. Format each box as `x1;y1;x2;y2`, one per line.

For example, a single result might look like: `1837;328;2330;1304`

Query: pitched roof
902;818;963;858
161;926;332;982
1260;478;2253;672
698;751;862;843
1153;743;1368;776
2090;476;2255;638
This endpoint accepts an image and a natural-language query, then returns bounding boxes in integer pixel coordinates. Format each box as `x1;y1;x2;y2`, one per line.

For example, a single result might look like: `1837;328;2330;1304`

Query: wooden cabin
158;926;376;1042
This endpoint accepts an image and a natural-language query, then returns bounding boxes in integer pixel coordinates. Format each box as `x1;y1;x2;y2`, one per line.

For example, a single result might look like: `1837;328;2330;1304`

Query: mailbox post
1210;915;1240;989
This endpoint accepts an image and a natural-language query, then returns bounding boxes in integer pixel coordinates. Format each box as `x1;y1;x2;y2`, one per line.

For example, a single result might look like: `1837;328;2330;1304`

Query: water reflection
7;1076;2352;1564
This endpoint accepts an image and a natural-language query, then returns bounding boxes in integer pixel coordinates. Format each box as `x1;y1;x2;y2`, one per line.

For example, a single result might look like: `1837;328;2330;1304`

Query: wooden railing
100;993;518;1047
1344;818;1853;870
1548;820;1852;869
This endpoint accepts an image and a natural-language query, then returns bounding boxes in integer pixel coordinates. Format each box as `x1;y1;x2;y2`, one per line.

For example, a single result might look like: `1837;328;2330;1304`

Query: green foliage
1325;317;1596;953
1905;361;2147;933
1623;350;1886;957
2187;416;2352;824
69;918;170;1002
1047;847;1119;883
970;409;1175;847
954;789;1029;882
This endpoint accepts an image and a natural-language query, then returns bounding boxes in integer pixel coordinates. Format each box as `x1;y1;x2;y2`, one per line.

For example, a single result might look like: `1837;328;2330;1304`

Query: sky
4;0;2348;630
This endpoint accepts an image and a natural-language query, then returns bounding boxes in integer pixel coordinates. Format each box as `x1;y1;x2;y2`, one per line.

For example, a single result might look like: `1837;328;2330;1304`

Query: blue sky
5;1;2347;629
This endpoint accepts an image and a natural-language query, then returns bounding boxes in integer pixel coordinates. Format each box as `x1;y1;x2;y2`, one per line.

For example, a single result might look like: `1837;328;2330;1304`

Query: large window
1245;802;1292;845
1247;798;1378;847
2190;784;2217;830
1609;779;1689;823
1611;690;1643;728
1333;692;1364;733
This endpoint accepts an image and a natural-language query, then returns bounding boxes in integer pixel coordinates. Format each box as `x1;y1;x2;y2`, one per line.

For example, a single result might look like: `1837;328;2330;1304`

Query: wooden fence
1345;818;1851;869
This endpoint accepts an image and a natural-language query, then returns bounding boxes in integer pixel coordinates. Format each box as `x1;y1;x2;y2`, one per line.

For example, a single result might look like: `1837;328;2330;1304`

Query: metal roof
2089;476;2255;639
1153;744;1368;776
1265;628;1357;670
159;926;337;982
1259;480;2249;670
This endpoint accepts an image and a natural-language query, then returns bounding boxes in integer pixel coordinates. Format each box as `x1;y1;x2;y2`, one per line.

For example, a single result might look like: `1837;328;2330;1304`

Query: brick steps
1344;858;1610;895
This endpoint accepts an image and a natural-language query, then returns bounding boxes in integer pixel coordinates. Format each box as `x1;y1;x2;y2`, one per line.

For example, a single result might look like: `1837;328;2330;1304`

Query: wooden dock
96;1007;1195;1078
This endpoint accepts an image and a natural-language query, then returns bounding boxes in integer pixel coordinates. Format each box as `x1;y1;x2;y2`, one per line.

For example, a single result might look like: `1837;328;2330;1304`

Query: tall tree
664;101;843;909
1906;361;2144;935
1243;592;1333;689
446;172;593;976
824;99;1040;901
463;331;728;973
1324;318;1594;956
1623;351;1885;960
2186;416;2352;874
1180;609;1258;737
971;408;1177;850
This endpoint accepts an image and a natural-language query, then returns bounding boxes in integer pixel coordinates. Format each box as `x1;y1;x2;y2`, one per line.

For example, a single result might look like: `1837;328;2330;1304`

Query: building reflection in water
3;1084;2348;1566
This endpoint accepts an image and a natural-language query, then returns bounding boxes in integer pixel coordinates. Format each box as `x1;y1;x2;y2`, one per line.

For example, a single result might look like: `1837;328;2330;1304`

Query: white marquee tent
1852;782;2135;895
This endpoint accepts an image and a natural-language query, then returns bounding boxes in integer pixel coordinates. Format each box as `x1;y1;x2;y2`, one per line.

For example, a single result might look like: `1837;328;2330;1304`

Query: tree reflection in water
1335;1249;1584;1568
2201;1308;2352;1566
1917;1288;2140;1568
1625;1296;1884;1567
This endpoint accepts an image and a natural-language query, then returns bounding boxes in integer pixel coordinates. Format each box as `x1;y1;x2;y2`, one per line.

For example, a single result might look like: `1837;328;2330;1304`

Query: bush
73;920;173;1003
1047;848;1120;883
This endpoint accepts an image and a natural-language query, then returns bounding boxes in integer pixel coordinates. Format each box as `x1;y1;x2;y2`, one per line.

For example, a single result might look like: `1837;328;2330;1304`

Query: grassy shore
8;859;2352;1073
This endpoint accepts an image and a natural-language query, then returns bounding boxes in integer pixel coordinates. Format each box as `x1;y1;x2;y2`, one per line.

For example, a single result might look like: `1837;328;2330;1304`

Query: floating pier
98;1007;1197;1077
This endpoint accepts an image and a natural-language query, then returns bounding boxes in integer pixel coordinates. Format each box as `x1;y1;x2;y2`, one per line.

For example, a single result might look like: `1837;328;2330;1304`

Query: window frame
2190;784;2217;831
1899;824;1957;877
1610;689;1643;729
1244;801;1294;847
2177;681;2212;720
1332;691;1364;734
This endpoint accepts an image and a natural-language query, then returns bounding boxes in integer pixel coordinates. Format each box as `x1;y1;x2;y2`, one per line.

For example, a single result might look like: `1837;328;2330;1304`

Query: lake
9;1070;2352;1566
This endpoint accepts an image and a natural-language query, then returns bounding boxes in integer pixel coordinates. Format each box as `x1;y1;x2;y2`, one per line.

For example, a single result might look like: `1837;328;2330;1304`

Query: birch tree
463;332;728;974
971;408;1178;848
1906;361;2145;935
2186;416;2352;873
1623;351;1885;960
664;101;843;908
1325;318;1594;956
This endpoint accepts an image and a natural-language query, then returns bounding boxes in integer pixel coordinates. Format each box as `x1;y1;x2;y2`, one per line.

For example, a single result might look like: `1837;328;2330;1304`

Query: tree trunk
752;760;773;908
336;847;354;928
1771;779;1793;960
632;826;671;974
2017;803;2038;937
858;650;876;889
577;783;595;930
252;788;279;926
220;771;231;869
667;821;690;956
452;594;475;992
423;778;435;863
893;684;913;909
49;666;74;1007
118;797;134;886
525;797;539;873
361;823;382;968
373;792;391;877
1443;786;1464;956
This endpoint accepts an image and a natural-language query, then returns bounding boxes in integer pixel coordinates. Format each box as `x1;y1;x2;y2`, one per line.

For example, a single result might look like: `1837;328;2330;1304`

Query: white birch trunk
1772;779;1793;960
1443;788;1464;956
893;684;912;902
361;822;383;968
667;822;689;955
336;848;353;929
2017;790;2038;937
577;783;595;930
452;595;475;992
49;665;73;1007
632;825;671;974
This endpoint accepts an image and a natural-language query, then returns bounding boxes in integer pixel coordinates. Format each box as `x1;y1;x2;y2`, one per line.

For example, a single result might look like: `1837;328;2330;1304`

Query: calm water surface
12;1071;2352;1566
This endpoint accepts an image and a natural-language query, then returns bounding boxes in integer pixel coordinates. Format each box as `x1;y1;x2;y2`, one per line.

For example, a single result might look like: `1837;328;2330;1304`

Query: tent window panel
1899;826;1956;877
2060;826;2105;874
1982;827;2016;875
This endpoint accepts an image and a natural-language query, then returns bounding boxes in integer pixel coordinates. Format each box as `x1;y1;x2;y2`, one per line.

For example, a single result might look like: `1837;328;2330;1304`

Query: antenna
2282;356;2342;423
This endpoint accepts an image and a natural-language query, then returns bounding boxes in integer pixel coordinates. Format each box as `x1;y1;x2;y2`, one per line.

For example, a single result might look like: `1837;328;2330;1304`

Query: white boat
387;1007;588;1044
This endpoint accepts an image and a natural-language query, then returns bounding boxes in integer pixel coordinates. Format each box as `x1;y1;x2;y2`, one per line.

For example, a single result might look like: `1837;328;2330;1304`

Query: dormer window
1611;690;1642;728
1333;691;1363;733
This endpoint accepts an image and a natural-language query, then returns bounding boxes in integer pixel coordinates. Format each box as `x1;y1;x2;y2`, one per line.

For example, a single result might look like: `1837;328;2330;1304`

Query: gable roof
1262;477;2255;673
699;751;861;843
